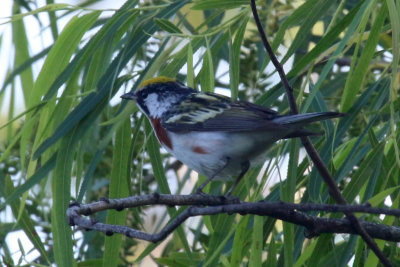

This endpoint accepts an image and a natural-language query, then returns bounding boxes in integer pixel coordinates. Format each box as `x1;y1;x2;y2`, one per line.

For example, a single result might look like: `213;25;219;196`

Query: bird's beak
121;92;136;100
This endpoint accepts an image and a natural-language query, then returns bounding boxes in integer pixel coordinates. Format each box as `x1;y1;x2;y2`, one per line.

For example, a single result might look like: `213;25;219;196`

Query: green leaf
52;131;75;267
229;16;248;100
200;37;214;92
157;252;204;266
230;215;251;267
12;2;34;105
301;0;373;112
366;186;400;206
154;18;182;33
0;46;51;97
204;217;236;266
103;119;131;267
271;0;319;52
282;139;299;266
249;216;263;267
2;3;73;24
187;42;195;88
293;240;318;267
1;154;57;209
341;1;386;111
34;1;187;159
24;11;100;168
281;0;334;65
4;175;50;264
33;11;101;106
287;0;364;77
192;0;248;10
342;141;385;202
266;234;277;266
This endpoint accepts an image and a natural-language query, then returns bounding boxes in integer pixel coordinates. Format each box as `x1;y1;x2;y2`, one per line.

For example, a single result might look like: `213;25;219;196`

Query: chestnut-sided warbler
121;76;344;195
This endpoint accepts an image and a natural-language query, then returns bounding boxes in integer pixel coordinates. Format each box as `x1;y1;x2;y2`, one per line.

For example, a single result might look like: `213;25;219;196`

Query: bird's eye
139;91;148;99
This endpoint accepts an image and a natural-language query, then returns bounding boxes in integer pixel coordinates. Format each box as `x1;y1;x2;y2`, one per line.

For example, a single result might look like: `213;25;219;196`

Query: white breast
163;131;277;181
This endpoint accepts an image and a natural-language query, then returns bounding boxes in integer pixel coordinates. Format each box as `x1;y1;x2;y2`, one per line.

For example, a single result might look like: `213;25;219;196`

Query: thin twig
67;193;400;243
249;1;392;266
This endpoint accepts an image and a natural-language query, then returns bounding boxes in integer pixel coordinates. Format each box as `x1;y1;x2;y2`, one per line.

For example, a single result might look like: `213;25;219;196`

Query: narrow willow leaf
161;37;204;78
293;240;318;267
52;132;75;267
154;18;182;33
43;7;139;101
12;2;34;104
187;42;194;88
342;141;385;202
301;0;372;112
229;16;248;100
307;234;334;265
1;154;57;209
157;252;205;266
271;0;319;52
266;234;277;266
341;2;386;111
249;216;263;267
46;0;59;40
287;0;364;77
19;13;102;225
366;186;400;206
230;216;251;267
5;175;50;264
0;102;46;131
0;46;51;96
192;0;248;10
386;0;400;169
204;223;237;266
200;37;214;92
25;11;100;163
103;119;131;267
281;0;334;65
282;139;299;267
77;149;104;202
34;1;187;159
2;3;72;24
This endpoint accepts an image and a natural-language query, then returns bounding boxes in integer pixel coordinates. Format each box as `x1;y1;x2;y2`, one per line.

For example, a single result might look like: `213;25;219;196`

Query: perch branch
67;193;400;243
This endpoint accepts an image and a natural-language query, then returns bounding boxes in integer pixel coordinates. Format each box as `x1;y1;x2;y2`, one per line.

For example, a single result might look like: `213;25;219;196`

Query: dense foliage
0;0;399;266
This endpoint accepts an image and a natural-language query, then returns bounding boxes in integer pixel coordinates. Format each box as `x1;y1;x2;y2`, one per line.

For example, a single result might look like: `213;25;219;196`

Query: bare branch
67;193;400;243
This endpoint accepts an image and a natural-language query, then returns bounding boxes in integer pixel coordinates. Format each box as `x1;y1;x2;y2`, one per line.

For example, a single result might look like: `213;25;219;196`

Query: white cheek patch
144;93;176;118
145;93;167;117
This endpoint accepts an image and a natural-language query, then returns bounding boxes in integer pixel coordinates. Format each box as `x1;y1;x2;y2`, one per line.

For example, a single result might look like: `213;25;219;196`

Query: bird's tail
273;112;345;126
274;112;345;139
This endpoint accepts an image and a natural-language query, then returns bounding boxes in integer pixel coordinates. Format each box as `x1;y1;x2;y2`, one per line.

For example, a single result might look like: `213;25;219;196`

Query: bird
121;76;344;196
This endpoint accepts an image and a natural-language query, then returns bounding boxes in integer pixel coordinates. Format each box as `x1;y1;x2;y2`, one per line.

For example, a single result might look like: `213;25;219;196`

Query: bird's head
121;76;195;118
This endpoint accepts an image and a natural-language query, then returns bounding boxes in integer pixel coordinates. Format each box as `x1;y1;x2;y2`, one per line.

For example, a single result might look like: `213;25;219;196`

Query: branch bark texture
67;193;400;243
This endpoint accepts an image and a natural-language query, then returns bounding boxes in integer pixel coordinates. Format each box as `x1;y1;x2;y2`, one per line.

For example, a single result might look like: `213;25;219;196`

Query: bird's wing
162;92;284;132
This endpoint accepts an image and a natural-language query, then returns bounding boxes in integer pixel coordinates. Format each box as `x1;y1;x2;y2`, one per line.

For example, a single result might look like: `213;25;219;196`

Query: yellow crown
139;76;176;88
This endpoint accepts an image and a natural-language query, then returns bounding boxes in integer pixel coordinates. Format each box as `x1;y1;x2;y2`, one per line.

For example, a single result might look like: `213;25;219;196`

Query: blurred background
0;0;399;266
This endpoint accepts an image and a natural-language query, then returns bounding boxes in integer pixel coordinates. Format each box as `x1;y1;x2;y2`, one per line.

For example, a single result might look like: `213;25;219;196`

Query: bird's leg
195;157;231;194
225;161;250;197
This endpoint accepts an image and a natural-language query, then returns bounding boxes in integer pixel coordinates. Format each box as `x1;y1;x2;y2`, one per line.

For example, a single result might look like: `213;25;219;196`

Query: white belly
164;131;283;180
